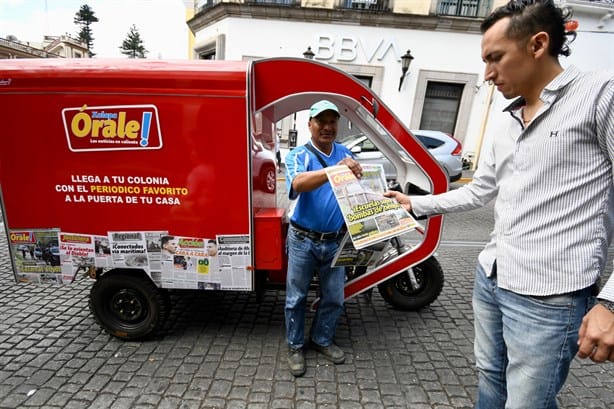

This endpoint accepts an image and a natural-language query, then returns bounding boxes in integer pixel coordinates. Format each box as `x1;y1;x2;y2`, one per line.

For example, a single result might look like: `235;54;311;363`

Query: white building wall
193;8;613;166
195;18;485;149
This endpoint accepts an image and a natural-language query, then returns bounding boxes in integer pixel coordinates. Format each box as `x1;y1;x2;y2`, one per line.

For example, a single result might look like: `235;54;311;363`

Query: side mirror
351;146;362;154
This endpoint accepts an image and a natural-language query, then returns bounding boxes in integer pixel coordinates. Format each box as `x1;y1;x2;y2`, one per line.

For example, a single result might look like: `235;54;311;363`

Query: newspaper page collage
326;164;421;267
8;229;252;291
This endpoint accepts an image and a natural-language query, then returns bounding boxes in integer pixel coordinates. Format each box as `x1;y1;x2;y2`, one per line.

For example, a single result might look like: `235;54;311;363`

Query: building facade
186;0;613;166
0;35;89;60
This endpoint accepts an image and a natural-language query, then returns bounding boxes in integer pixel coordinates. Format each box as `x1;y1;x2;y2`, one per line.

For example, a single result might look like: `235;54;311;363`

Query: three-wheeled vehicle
0;58;448;340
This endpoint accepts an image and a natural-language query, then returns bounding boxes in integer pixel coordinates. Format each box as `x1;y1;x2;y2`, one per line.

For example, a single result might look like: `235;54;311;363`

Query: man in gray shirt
386;0;613;407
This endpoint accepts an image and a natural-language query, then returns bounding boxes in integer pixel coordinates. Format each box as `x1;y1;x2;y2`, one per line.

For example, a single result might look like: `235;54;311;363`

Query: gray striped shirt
412;66;614;301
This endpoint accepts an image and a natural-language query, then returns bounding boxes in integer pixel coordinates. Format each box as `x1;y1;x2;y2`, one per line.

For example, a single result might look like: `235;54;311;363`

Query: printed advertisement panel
62;104;162;152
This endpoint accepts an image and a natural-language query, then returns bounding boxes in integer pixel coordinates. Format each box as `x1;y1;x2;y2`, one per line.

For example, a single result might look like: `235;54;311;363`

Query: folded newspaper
325;164;421;251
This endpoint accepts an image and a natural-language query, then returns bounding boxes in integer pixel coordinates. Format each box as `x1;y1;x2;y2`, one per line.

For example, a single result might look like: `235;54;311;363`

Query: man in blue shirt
284;100;363;377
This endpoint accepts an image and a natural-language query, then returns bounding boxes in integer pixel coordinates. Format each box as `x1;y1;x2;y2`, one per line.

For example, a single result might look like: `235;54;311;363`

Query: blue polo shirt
285;141;352;233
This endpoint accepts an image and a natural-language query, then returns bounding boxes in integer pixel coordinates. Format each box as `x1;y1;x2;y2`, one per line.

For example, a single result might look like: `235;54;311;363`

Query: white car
340;130;463;183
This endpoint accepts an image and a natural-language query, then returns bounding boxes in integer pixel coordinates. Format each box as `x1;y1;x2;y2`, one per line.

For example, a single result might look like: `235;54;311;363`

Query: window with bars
419;82;464;135
437;0;481;17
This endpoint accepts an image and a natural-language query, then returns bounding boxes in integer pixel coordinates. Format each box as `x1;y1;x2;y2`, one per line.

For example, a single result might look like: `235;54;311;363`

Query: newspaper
216;235;251;290
9;229;63;284
108;231;150;270
325;164;421;250
8;227;253;291
159;235;220;289
59;232;96;283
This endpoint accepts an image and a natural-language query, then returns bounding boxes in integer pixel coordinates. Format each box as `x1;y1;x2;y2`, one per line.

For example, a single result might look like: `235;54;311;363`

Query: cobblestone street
0;179;612;408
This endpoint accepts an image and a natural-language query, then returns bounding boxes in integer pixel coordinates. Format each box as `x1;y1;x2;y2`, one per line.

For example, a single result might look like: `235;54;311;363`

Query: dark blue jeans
285;226;345;348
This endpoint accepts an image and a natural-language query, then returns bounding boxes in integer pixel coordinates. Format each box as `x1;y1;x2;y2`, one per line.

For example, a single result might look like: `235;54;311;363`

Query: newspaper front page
325;164;420;250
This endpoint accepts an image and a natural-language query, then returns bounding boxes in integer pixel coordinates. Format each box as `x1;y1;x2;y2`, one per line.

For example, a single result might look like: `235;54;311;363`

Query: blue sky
0;0;190;58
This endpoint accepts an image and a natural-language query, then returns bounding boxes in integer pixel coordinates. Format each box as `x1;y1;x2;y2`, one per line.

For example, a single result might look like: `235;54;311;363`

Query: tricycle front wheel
377;256;444;311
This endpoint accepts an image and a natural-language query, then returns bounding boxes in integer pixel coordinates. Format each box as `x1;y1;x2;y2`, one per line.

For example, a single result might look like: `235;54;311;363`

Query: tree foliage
74;4;98;57
119;25;148;59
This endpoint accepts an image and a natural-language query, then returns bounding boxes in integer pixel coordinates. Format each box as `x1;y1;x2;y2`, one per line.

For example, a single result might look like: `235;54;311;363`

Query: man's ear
529;31;550;58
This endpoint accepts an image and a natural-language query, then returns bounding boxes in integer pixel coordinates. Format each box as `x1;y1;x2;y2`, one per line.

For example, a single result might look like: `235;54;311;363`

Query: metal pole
471;82;495;171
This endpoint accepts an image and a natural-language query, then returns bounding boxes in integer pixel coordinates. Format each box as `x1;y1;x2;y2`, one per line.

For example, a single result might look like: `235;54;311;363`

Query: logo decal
62;104;162;152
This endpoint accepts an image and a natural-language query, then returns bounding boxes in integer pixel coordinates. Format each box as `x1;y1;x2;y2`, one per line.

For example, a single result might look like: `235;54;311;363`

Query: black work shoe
309;340;345;364
288;347;305;377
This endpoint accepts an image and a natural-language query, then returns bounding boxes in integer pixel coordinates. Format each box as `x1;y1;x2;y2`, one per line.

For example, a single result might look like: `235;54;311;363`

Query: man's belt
290;221;345;242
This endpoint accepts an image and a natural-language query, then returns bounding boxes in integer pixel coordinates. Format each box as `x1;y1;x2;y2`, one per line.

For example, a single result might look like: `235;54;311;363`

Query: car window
416;135;444;149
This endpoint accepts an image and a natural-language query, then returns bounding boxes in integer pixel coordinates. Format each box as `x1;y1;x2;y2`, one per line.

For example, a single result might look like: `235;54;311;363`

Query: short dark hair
480;0;575;57
161;235;174;246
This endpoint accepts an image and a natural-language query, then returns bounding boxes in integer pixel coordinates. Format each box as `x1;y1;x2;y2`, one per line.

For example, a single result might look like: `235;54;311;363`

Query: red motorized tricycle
0;58;447;340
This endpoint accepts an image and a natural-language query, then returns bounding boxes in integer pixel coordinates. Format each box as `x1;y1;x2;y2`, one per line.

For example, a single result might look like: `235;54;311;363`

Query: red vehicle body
0;58;447;340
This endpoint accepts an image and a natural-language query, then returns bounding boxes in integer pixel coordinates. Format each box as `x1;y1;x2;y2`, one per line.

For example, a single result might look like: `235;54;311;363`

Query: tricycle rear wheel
89;271;169;340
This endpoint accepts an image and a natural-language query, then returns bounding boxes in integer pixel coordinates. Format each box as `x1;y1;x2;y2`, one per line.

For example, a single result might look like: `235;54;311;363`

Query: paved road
0;180;612;408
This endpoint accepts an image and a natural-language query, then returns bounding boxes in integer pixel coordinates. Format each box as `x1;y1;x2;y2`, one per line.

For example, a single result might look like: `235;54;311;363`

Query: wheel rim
109;288;147;324
393;266;425;296
265;169;276;192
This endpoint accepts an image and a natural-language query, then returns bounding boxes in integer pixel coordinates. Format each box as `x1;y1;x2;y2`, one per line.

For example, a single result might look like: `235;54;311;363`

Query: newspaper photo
325;164;421;249
9;229;62;284
94;235;113;269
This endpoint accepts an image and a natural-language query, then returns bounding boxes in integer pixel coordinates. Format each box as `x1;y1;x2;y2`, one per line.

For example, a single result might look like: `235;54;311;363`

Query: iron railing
195;0;614;15
196;0;390;13
0;37;60;58
338;0;391;12
437;0;481;17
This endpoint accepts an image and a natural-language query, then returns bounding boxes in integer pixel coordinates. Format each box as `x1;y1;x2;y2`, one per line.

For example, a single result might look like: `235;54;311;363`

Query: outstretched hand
383;190;412;212
577;303;614;362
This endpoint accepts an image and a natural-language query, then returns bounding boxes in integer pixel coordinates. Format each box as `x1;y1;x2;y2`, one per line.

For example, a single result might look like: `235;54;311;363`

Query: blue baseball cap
309;100;340;118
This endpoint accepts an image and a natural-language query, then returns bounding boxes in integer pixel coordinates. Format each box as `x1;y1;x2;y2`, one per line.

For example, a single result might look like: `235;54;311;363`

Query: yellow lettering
117;112;126;138
71;112;91;138
91;119;105;137
102;119;117;138
70;110;144;140
125;120;140;139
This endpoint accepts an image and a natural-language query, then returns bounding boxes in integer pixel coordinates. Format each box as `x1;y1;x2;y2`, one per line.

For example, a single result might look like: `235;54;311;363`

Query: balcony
437;0;483;17
197;0;300;12
0;37;61;59
197;0;391;13
338;0;391;12
248;0;300;5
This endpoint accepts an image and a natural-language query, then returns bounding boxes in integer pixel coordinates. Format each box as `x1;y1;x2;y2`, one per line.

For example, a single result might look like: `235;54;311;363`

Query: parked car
340;130;463;184
252;138;277;193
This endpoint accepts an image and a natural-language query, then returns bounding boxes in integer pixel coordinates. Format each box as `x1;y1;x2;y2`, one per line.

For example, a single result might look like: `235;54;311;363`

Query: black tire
377;256;444;311
89;272;169;341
